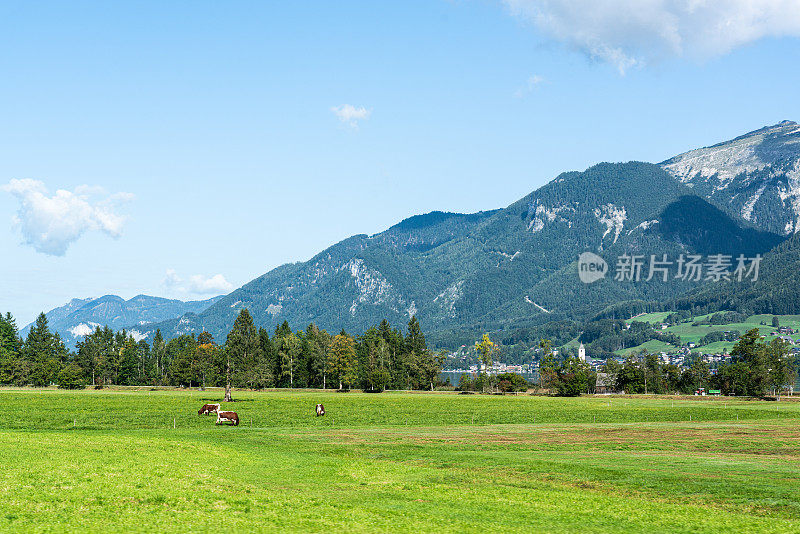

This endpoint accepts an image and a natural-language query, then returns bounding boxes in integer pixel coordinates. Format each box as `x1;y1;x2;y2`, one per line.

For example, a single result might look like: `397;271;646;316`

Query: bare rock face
661;121;800;235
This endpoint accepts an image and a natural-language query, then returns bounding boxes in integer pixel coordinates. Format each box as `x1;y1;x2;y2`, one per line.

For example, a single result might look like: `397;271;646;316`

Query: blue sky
2;1;800;326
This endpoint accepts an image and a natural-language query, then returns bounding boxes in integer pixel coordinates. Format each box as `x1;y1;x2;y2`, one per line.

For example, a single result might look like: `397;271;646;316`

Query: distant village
443;321;800;385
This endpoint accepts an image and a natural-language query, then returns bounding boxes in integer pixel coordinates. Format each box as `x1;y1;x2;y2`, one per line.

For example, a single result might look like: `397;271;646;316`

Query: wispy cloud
2;179;133;256
163;269;234;295
331;104;371;128
503;0;800;74
514;74;545;98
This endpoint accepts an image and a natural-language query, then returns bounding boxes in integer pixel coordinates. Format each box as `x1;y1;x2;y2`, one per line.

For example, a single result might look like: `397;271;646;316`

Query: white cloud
331;104;371;128
164;268;183;288
503;0;800;74
69;322;100;338
187;274;234;294
2;179;134;256
514;74;545;97
163;269;234;295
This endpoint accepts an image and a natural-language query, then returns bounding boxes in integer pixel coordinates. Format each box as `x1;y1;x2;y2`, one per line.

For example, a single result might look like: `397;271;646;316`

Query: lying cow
216;410;239;426
198;403;221;415
316;403;325;417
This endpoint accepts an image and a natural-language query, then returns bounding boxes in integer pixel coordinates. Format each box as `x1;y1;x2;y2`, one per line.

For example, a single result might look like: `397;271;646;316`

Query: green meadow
620;312;800;356
2;389;800;533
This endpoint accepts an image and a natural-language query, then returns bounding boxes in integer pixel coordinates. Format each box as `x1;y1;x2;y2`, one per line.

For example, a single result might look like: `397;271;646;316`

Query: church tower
578;343;586;362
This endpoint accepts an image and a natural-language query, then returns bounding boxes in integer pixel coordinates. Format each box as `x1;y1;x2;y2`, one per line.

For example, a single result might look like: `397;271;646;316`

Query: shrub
496;373;529;392
497;380;514;393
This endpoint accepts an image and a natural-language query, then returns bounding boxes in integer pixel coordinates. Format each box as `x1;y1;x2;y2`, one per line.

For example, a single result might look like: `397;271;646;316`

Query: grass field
2;388;800;533
615;339;677;356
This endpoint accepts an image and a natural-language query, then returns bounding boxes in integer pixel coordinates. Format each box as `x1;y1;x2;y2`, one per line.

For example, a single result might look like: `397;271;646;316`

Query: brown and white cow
216;410;239;426
315;404;325;417
198;403;221;415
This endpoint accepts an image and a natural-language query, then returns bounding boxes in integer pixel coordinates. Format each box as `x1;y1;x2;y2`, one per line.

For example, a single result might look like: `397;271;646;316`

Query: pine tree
23;313;67;387
405;316;427;354
151;329;166;382
258;328;277;387
117;337;139;385
0;313;21;385
225;309;261;401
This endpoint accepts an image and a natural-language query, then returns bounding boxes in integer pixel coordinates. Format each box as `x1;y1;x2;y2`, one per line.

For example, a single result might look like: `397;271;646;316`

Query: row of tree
597;329;797;397
530;328;797;397
0;309;446;393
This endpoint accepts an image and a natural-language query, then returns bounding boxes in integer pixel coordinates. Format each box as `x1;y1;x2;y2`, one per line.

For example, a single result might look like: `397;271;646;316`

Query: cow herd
197;402;326;426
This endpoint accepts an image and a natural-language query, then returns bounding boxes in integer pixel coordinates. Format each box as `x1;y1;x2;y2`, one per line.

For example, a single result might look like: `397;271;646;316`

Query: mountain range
33;121;800;348
24;295;222;348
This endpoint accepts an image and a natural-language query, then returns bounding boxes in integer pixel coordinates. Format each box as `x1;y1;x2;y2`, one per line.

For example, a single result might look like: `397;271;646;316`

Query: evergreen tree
151;329;167;383
117;336;139;385
0;313;22;385
364;338;391;392
405;316;427;355
23;313;68;387
258;328;277;387
137;340;153;384
225;309;262;400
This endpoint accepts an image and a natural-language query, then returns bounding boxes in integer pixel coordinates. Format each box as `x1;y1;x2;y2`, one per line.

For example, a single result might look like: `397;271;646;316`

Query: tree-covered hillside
673;232;800;315
134;161;782;347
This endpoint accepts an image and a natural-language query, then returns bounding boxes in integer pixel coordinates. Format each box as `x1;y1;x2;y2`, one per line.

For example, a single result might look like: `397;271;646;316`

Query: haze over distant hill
24;295;222;348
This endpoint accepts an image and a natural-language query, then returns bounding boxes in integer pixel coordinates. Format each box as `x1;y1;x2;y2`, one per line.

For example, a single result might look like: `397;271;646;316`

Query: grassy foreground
1;389;800;533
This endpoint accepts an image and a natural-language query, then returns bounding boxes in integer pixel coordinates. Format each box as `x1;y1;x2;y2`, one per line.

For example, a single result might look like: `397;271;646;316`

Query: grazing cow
216;411;239;426
315;404;325;417
198;403;221;416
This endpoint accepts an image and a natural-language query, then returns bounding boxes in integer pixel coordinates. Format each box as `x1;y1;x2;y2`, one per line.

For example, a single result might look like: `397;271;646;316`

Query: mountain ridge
131;157;787;346
660;120;800;234
35;121;796;349
26;294;223;348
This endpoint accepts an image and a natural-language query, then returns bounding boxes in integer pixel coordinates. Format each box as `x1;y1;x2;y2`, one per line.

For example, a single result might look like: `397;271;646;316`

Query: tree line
597;329;797;397
0;309;446;392
523;329;797;398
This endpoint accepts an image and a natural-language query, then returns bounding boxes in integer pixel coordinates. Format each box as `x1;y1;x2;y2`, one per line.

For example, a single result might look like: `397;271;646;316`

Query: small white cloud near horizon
503;0;800;74
163;269;234;296
514;74;545;97
2;179;134;256
331;104;371;128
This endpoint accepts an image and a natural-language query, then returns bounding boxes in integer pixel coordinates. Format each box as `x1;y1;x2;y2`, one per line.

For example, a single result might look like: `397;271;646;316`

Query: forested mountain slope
672;232;800;315
137;161;782;346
